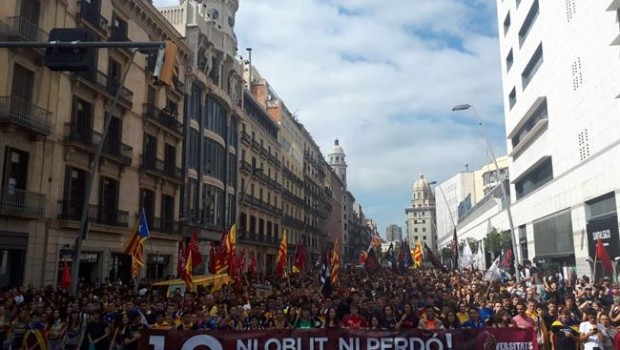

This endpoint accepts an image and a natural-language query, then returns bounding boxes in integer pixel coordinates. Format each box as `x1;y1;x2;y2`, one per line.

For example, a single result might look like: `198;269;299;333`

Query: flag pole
593;254;598;283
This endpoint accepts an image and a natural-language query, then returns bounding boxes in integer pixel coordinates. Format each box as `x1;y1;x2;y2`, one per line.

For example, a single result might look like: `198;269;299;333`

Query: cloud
153;0;506;236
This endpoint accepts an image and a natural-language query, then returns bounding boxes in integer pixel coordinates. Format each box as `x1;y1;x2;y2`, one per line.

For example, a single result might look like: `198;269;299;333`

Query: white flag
460;242;474;269
484;257;502;282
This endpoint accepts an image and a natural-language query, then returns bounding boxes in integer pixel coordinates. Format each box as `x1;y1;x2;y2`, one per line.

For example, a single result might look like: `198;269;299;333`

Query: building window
509;88;517;109
99;177;119;224
204;138;226;182
140;189;155;227
3;147;29;195
506;49;514;72
522;43;543;89
422;228;426;232
414;236;418;241
188;129;199;169
249;215;256;233
111;13;128;41
423;236;427;240
511;98;548;149
503;12;511;35
518;0;539;47
515;157;553;200
206;97;226;139
62;167;87;218
414;228;418;233
160;194;175;231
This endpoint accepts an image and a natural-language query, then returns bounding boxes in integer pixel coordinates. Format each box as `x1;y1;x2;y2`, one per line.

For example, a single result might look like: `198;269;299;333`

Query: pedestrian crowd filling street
3;260;620;350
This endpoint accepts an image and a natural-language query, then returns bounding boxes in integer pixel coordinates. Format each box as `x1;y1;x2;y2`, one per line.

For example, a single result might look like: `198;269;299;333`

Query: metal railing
73;70;133;107
142;104;182;134
0;96;52;135
141;155;182;180
151;217;179;234
0;187;45;217
0;16;47;42
64;122;133;165
76;1;108;35
58;200;128;227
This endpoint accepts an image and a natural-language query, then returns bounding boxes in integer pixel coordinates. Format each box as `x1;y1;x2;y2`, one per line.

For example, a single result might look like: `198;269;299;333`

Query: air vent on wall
565;0;576;23
578;129;590;161
572;57;583;91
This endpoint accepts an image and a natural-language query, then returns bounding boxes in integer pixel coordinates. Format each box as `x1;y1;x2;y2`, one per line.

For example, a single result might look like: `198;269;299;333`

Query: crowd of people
1;264;620;350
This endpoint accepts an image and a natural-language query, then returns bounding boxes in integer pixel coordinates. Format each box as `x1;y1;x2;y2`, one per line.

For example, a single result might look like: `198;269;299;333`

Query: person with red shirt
341;305;367;329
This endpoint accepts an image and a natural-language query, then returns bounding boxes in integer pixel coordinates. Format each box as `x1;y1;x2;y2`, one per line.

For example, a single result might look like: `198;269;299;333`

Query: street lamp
429;180;459;269
452;103;521;283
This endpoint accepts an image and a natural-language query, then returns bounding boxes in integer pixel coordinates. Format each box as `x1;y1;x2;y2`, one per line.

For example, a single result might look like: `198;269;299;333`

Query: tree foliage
484;227;512;257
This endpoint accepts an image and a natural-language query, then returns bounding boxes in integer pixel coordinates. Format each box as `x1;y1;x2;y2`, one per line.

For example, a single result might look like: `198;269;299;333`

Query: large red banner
140;328;537;350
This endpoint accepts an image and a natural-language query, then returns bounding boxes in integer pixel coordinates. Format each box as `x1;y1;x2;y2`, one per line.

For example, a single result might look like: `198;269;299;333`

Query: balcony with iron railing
142;104;182;136
0;16;47;51
151;217;180;234
64;122;133;165
71;70;133;109
57;200;129;227
240;160;253;174
240;131;251;146
0;96;52;136
251;140;260;151
141;154;182;183
76;0;108;39
0;187;45;218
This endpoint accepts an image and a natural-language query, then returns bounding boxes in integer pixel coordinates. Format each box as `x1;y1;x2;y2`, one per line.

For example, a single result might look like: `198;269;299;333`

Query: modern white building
436;157;510;246
435;172;476;246
495;0;620;277
405;174;437;250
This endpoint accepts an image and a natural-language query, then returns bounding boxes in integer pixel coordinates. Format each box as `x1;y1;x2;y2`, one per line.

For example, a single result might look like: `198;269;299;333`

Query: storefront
109;253;132;283
0;232;27;288
586;192;619;279
533;209;576;273
58;250;102;285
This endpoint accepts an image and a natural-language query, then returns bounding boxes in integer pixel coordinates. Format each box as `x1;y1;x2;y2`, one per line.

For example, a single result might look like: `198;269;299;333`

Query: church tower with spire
328;139;347;187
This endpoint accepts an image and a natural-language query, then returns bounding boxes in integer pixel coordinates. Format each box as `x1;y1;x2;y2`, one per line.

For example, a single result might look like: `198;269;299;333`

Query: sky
154;0;508;238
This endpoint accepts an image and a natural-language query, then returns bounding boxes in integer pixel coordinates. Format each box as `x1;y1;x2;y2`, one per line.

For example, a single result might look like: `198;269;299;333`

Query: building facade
0;0;189;286
385;224;403;242
405;174;437;250
159;0;243;274
264;85;307;266
496;0;620;276
436;157;509;247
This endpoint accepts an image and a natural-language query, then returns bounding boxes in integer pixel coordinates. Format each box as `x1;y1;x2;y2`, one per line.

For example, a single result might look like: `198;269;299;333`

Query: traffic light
153;40;178;86
45;28;96;71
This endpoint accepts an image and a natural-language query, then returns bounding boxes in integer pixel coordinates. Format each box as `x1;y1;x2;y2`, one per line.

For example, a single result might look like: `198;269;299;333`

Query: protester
3;249;620;350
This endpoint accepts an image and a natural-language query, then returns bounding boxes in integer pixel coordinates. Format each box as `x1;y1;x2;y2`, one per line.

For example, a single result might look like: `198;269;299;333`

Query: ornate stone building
405;174;437;250
0;0;189;285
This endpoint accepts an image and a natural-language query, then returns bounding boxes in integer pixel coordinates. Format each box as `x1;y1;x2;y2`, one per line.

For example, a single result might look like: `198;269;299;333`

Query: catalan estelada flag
124;209;150;277
275;230;288;278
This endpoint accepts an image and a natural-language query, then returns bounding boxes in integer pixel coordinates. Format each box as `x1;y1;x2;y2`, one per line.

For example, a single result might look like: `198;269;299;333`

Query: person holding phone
580;308;608;350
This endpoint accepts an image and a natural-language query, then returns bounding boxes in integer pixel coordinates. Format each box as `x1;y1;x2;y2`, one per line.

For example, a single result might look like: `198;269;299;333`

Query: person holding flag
292;236;307;274
123;209;150;278
275;230;288;279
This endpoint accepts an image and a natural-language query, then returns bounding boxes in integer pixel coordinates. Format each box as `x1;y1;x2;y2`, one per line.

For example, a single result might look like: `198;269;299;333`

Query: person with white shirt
580;308;608;350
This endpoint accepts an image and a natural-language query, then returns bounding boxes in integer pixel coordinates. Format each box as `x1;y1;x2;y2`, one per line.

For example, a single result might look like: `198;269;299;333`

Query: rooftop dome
329;139;345;155
413;173;430;191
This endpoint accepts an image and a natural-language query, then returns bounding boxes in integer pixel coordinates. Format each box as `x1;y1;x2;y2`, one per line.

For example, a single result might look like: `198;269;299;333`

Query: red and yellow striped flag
275;230;288;278
413;242;423;267
331;238;341;284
